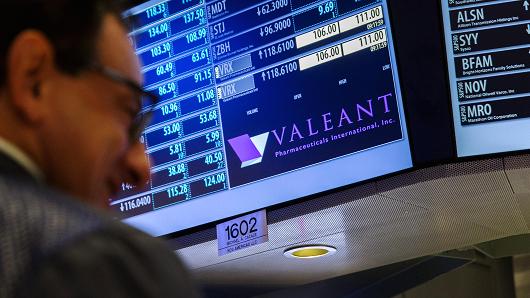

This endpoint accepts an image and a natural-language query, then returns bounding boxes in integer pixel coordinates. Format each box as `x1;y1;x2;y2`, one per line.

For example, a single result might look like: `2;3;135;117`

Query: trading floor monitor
111;0;412;236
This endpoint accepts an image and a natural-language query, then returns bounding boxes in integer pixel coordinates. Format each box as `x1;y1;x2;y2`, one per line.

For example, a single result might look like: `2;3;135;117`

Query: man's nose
123;141;150;187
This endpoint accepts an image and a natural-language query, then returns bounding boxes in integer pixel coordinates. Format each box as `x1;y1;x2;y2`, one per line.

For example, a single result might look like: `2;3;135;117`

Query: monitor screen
441;0;530;157
112;0;412;236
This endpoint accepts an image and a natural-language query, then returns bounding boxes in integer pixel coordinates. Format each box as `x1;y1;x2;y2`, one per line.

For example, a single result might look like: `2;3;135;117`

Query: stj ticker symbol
228;133;269;168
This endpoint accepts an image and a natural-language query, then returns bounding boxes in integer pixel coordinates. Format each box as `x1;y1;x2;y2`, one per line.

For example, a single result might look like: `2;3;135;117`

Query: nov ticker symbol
228;133;270;168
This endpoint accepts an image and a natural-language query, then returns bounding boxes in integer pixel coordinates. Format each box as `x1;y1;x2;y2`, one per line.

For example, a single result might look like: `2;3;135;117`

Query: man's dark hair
0;0;126;86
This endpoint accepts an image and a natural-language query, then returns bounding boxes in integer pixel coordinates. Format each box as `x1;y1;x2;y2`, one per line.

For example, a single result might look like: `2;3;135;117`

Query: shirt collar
0;137;44;182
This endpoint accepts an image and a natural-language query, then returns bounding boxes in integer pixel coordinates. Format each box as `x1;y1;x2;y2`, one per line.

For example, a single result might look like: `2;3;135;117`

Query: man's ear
6;30;55;124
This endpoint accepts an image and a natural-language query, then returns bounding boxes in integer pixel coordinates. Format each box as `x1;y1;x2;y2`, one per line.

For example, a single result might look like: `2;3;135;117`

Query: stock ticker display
441;0;530;157
112;0;412;235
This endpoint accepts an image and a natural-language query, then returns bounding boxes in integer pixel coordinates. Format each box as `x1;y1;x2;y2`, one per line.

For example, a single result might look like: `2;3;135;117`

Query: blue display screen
112;0;412;236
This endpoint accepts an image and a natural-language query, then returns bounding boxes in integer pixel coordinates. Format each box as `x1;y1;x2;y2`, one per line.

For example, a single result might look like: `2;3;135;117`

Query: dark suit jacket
0;152;200;298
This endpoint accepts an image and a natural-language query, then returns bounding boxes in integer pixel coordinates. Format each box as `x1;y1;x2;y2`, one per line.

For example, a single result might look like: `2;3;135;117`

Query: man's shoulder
0;177;199;297
0;176;105;296
22;220;200;298
0;176;106;251
0;176;104;251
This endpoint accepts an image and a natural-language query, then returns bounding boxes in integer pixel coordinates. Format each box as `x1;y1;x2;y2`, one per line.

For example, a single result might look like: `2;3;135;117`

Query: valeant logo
228;133;270;168
228;93;395;167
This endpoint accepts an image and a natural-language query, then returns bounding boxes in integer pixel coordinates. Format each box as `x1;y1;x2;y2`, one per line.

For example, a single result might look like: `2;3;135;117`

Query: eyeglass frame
88;63;159;143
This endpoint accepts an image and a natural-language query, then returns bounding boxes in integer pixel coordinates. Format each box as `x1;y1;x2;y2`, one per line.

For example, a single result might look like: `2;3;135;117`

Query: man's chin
94;189;113;210
74;189;112;210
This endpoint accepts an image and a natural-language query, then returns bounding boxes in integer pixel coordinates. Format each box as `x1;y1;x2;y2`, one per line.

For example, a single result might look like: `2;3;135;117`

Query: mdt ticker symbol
228;133;269;168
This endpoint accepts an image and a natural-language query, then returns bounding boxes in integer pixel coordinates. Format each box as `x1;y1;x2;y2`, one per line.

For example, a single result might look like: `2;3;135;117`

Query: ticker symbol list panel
442;0;530;156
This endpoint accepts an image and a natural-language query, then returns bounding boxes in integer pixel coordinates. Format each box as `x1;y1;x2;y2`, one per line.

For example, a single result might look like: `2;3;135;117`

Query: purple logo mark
228;133;270;168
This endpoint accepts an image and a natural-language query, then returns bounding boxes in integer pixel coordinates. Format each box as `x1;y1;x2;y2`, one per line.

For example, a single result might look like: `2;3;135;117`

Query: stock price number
316;45;341;62
120;195;152;212
318;1;335;15
168;163;187;177
204;151;224;165
161;102;179;116
203;172;226;188
258;39;295;60
158;82;176;96
355;6;382;24
197;88;216;103
184;8;205;24
313;23;338;40
359;30;386;47
186;28;207;44
163;122;182;137
146;3;166;19
199;110;218;124
150;42;171;58
224;216;259;241
192;48;210;63
259;18;292;37
148;22;169;38
256;0;289;16
169;142;185;156
194;68;212;83
205;130;221;144
156;62;174;76
166;184;189;198
261;61;298;81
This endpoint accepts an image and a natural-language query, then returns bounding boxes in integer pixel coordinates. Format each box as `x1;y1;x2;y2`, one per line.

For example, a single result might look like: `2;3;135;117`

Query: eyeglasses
89;63;159;143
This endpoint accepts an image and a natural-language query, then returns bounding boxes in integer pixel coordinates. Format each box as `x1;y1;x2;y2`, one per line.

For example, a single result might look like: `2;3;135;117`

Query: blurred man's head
0;0;150;208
